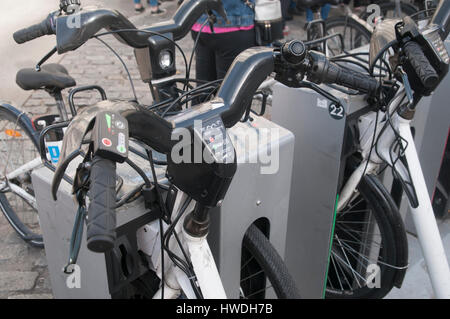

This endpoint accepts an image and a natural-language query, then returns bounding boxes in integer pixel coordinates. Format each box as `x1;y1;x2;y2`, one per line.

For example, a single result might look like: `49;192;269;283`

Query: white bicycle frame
0;156;42;209
337;86;450;298
0;132;227;299
136;190;227;299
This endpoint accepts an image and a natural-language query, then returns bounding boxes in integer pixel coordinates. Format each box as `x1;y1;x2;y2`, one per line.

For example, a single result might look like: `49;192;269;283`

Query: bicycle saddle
16;63;76;91
297;0;340;8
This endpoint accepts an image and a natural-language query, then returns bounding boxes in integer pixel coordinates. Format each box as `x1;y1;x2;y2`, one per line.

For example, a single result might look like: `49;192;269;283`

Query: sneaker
135;5;145;12
150;8;165;14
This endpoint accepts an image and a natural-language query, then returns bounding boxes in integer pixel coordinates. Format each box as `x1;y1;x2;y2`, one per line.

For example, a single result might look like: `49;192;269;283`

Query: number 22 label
329;103;345;120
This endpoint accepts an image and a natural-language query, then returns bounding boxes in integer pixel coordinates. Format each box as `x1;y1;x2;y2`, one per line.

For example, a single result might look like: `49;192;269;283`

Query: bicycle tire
241;224;300;299
326;174;407;299
0;104;43;247
325;16;372;55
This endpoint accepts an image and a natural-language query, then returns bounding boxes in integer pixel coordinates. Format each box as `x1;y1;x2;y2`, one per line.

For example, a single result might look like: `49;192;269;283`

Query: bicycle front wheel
326;174;408;299
0;105;43;247
240;224;300;299
325;16;372;56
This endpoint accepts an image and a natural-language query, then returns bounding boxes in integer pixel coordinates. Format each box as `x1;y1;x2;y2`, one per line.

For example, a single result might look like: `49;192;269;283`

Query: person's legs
281;0;293;23
148;0;158;7
148;0;164;13
134;0;144;12
289;0;296;9
192;32;217;82
320;4;331;19
214;29;256;79
306;8;313;22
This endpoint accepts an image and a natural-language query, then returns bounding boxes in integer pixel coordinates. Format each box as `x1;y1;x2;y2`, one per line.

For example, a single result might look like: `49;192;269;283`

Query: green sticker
105;113;112;130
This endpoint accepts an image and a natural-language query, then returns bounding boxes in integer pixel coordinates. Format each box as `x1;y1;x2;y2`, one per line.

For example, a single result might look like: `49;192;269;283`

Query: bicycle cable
161;79;223;117
162;196;204;298
185;19;209;91
94;36;138;103
93;29;190;93
369;39;398;76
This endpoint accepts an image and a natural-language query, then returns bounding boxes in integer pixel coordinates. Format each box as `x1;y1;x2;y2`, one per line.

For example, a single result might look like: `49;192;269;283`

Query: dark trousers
191;29;256;82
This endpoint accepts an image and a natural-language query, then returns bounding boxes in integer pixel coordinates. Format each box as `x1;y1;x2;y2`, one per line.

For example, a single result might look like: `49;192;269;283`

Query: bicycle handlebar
13;0;227;53
121;41;380;154
403;40;439;89
305;51;380;95
13;14;55;44
86;156;117;253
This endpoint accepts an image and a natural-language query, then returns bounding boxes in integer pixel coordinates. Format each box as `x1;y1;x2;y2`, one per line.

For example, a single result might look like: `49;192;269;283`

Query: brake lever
397;66;414;106
35;46;57;72
297;81;346;119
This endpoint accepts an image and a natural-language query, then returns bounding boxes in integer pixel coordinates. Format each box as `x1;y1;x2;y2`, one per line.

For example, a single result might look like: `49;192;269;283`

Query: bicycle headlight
159;50;173;70
134;34;176;80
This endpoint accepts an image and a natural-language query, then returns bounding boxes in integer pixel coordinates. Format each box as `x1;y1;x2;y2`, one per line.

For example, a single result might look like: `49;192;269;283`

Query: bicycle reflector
5;129;22;138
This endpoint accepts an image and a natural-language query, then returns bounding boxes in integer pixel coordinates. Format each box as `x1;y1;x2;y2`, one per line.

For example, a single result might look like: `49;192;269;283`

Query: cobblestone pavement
0;1;307;298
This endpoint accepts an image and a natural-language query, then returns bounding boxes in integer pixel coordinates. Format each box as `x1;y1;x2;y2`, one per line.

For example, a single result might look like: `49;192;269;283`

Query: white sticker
317;98;328;109
46;141;63;164
117;133;126;154
211;102;224;110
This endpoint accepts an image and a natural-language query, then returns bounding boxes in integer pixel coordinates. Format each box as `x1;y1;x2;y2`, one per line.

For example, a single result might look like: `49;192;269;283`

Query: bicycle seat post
47;88;69;121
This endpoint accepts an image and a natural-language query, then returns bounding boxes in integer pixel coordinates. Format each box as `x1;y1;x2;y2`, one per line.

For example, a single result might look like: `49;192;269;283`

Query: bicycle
259;0;448;299
0;0;220;248
290;0;371;56
323;0;450;298
5;0;311;299
323;0;419;56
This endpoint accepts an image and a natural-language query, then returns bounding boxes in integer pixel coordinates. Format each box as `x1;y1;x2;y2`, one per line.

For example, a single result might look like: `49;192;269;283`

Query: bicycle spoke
241;255;255;271
337;220;375;225
337;239;381;267
330;253;345;291
336;237;383;248
336;224;382;239
244;284;273;299
240;269;264;283
332;251;353;291
331;251;366;284
335;235;363;288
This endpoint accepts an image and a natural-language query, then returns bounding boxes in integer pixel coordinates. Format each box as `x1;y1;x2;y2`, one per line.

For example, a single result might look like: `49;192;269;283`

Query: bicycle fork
139;191;226;299
398;117;450;298
337;113;450;298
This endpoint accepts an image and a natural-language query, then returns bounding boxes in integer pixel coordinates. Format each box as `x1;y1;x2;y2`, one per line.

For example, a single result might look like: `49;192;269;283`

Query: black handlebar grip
403;41;439;89
307;51;379;95
13;14;55;44
333;64;380;95
86;156;117;253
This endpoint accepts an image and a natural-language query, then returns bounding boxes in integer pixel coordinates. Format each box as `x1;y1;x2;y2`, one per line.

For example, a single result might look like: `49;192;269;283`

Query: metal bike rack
32;114;294;298
271;80;369;298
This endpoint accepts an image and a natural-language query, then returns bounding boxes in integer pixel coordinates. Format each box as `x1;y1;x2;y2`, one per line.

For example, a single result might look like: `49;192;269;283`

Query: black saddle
297;0;341;8
16;64;76;91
